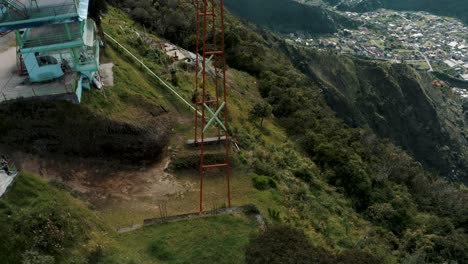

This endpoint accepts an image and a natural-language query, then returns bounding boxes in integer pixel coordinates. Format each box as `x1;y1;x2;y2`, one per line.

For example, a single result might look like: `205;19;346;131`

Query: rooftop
0;0;89;31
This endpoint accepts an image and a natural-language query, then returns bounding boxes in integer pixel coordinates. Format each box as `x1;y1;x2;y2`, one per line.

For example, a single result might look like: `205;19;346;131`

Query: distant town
288;9;468;96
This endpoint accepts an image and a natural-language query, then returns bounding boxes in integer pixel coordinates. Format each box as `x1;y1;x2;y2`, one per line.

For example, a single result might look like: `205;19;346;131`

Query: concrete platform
0;170;18;198
186;136;228;146
0;46;77;102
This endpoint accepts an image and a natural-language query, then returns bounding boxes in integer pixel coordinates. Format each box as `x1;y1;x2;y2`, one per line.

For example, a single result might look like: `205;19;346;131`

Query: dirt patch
9;149;196;210
99;63;114;86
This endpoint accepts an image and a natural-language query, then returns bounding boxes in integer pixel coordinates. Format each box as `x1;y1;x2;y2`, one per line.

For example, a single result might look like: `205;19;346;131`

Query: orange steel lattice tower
194;0;230;213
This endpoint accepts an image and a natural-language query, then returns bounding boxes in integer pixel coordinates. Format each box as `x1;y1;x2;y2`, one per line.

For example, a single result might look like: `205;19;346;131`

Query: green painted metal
64;23;72;40
0;13;77;29
20;39;83;53
1;0;27;15
20;21;83;49
14;29;21;46
72;47;79;66
203;102;226;133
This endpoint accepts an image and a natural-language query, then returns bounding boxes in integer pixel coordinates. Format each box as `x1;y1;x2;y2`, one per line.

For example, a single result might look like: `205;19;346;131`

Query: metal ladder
194;0;231;213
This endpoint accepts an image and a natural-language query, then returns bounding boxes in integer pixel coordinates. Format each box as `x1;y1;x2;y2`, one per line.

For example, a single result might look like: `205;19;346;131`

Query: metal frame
195;0;230;213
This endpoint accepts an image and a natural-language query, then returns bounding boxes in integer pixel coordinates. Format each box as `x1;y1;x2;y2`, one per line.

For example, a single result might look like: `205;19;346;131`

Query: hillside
0;1;467;263
0;173;259;263
224;0;358;36
337;0;468;24
283;48;468;183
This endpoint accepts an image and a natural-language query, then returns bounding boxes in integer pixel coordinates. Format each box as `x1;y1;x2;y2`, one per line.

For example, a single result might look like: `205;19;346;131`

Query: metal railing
22;30;82;48
0;2;77;24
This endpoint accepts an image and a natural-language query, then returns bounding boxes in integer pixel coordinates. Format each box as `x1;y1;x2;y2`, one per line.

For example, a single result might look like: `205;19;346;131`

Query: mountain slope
283;48;468;183
1;2;467;263
224;0;357;35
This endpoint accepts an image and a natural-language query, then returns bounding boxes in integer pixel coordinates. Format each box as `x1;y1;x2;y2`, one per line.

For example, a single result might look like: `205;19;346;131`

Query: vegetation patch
252;175;277;190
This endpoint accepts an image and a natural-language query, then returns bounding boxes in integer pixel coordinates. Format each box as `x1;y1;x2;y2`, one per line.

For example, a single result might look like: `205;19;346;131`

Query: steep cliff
285;48;468;182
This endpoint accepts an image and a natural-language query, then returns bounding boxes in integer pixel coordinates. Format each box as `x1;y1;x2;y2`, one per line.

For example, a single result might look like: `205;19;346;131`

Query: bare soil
8;148;196;210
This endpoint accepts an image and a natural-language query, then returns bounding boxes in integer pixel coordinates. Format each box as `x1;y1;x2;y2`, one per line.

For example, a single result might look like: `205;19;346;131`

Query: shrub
86;246;104;264
252;176;277;190
365;203;413;235
267;208;281;221
21;250;55;264
243;204;260;215
335;250;381;264
245;226;334;264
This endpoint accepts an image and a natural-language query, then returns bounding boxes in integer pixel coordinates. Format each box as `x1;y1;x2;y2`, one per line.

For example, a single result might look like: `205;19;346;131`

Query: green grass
0;173;109;263
105;214;259;264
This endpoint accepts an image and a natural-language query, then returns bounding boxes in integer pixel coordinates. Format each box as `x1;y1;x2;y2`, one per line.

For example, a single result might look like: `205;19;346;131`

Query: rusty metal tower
194;0;230;212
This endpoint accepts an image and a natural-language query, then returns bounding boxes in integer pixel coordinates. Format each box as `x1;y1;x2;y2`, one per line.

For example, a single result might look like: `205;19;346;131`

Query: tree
245;226;334;264
21;251;54;264
88;0;108;21
249;102;272;127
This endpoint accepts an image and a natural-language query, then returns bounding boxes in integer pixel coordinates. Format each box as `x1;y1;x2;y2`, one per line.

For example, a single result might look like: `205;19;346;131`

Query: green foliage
365;203;413;235
170;67;179;86
21;251;55;264
249;102;272;127
108;1;468;262
89;0;108;20
245;226;335;264
267;208;281;221
252;176;277;190
335;250;381;264
110;215;257;263
0;173;98;263
245;226;383;264
86;246;104;264
147;240;174;261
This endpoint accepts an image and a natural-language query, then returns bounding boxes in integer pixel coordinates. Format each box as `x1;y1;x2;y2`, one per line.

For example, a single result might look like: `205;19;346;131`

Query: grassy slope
109;215;257;264
0;173;108;263
0;173;260;263
1;7;391;262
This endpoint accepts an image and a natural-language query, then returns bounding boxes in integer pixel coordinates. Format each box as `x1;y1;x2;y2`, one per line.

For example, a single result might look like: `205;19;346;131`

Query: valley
292;10;468;83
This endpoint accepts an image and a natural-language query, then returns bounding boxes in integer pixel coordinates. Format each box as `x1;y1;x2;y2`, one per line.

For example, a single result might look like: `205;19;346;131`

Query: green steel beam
15;30;22;46
72;47;79;66
198;55;214;77
65;23;72;40
21;40;84;53
0;14;77;29
203;102;226;133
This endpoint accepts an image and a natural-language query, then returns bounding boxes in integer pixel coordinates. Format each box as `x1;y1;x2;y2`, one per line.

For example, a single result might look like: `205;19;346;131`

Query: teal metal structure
0;0;99;103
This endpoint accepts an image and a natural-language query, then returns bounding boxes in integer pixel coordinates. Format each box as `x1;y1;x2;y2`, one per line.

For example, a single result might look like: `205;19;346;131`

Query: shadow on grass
0;100;172;164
